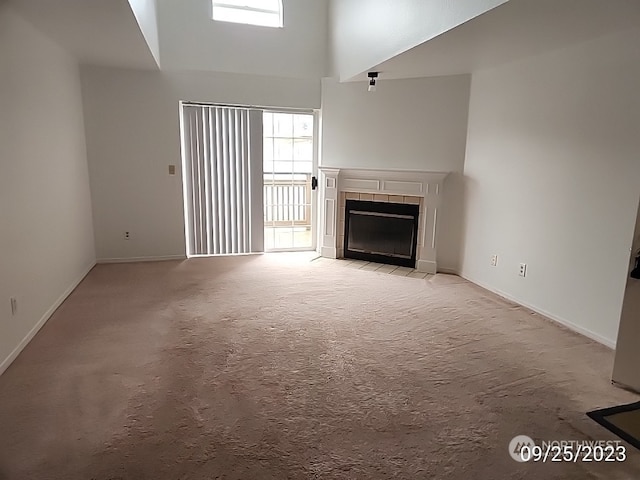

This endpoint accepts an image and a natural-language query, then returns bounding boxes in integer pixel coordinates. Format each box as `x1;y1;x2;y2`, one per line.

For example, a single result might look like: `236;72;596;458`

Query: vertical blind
181;105;263;256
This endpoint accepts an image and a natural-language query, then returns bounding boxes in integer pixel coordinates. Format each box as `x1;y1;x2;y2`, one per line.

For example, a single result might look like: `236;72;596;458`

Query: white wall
460;28;640;347
320;75;471;271
0;6;95;373
80;66;321;262
7;0;159;70
329;0;509;80
612;199;640;391
157;0;327;79
128;0;161;67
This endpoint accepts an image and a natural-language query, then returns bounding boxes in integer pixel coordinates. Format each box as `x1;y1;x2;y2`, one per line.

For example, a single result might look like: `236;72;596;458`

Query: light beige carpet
0;253;638;479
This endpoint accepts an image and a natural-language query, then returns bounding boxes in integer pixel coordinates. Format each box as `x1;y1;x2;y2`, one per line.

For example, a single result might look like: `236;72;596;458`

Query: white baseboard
459;271;616;349
0;261;96;376
611;379;640;395
97;255;186;264
437;267;459;275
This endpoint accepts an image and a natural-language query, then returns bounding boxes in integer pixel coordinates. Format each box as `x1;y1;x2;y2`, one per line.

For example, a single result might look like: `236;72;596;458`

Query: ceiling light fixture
368;72;378;92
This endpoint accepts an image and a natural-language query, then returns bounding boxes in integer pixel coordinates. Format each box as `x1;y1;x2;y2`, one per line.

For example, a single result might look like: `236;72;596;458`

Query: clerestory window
212;0;283;28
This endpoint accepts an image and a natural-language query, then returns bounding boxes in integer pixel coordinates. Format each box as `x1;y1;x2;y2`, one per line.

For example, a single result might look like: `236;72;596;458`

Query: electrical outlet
10;297;17;316
124;231;130;240
490;254;498;267
519;263;527;277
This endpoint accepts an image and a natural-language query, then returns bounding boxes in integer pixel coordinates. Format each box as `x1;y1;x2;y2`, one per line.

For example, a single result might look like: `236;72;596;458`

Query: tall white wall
128;0;161;67
612;199;640;391
0;6;95;373
460;28;640;347
157;0;327;79
329;0;509;80
80;66;321;262
320;75;471;271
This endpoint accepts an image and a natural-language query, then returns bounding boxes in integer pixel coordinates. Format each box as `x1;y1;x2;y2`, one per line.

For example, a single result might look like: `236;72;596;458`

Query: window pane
263;112;273;137
274;228;294;249
273;113;293;137
293;161;312;174
273;161;292;173
273;138;293;161
293;114;313;138
263;138;274;175
293;138;312;161
212;5;281;28
216;0;280;12
263;138;274;162
294;227;312;248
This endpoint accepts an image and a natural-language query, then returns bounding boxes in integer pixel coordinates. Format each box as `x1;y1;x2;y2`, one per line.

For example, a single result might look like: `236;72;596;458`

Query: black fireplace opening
344;199;419;268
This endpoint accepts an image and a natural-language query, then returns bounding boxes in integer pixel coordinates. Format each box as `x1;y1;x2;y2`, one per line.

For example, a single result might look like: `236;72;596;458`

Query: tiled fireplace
318;167;449;273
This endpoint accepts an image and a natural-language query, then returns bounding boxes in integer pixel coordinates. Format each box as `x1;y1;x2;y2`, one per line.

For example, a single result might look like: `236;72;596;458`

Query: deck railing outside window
263;174;312;226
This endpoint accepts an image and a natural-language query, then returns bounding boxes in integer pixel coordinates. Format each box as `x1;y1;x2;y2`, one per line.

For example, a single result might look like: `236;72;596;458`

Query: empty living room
2;0;640;478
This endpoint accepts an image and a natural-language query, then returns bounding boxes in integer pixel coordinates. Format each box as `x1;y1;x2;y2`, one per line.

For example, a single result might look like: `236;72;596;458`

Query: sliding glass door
263;111;316;251
180;104;316;257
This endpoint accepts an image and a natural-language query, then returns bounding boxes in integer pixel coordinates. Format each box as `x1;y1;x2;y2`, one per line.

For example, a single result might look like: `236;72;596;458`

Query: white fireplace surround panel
318;166;449;273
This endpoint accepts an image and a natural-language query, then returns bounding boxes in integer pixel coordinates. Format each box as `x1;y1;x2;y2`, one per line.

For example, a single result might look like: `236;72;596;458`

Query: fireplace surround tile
345;191;359;200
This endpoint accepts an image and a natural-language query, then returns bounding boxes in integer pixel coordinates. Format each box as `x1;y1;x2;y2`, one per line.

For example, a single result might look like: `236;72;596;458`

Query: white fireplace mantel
318;166;449;273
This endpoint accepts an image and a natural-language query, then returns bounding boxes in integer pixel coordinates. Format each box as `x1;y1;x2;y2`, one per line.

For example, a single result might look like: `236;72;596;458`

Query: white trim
0;261;96;376
178;102;192;258
319;166;448;176
97;255;186;264
311;110;320;252
264;248;317;253
321;246;337;258
181;101;314;115
416;259;437;274
612;380;640;395
436;267;459;275
459;271;616;349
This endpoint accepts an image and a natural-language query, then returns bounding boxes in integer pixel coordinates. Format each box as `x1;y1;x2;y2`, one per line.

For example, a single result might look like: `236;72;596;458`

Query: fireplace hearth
344;200;419;267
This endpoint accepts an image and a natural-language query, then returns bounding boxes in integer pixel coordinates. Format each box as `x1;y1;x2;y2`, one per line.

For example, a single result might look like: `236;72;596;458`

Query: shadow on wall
455;173;479;274
437;172;466;273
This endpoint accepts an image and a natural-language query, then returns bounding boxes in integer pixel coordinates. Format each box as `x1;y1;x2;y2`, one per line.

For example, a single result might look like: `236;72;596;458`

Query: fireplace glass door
344;200;419;268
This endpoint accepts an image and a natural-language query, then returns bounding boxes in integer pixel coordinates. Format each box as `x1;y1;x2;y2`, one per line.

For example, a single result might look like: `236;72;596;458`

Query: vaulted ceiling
7;0;640;81
360;0;640;81
8;0;158;69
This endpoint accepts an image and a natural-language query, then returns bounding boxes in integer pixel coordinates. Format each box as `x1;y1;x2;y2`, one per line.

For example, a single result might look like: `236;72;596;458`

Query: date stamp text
509;435;626;463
